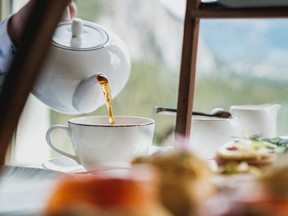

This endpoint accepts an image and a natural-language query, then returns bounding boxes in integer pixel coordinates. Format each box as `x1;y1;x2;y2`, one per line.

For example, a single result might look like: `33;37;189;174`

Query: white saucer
42;157;85;173
42;145;174;173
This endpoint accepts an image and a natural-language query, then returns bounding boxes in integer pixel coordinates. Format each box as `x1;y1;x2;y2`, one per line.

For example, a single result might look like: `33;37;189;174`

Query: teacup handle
45;125;80;164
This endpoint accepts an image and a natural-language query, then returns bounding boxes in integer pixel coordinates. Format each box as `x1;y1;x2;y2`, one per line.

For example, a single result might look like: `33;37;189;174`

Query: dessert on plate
215;137;277;167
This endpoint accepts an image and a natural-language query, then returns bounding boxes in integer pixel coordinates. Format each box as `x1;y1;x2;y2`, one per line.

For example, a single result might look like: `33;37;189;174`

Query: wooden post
175;0;200;143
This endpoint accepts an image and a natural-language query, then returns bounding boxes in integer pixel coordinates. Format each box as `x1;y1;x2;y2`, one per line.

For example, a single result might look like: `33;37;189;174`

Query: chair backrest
0;0;70;165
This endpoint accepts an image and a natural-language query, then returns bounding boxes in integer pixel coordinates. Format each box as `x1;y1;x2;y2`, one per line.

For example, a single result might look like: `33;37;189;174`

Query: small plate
43;145;174;173
42;158;133;176
42;157;85;173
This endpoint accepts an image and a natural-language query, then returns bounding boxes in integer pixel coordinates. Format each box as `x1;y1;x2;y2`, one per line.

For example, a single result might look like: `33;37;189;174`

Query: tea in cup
46;116;155;171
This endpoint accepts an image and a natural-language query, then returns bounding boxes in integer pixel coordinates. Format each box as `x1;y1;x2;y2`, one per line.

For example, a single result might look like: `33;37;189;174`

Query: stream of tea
97;73;115;125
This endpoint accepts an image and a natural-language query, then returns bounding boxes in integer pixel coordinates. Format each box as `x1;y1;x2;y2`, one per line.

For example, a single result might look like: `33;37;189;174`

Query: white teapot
32;17;131;114
230;104;281;138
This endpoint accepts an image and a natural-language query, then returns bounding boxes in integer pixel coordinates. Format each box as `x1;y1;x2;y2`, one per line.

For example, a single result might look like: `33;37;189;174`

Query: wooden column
175;0;200;141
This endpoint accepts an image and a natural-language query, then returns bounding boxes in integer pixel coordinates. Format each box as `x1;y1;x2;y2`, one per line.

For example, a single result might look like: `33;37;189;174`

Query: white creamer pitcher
230;104;281;138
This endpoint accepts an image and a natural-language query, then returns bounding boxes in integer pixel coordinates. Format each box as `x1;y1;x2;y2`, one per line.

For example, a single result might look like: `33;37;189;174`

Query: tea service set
33;10;282;173
33;12;158;172
156;104;281;160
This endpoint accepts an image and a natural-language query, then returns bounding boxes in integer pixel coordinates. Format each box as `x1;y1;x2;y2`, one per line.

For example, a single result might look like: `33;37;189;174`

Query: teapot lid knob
72;18;83;38
52;19;109;50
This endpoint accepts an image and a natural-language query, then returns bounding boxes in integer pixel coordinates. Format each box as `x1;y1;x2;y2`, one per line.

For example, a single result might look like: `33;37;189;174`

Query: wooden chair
0;1;70;165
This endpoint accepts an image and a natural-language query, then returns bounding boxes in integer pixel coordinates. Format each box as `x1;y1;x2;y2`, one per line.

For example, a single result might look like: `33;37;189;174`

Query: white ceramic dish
42;158;133;176
217;0;288;8
46;116;155;171
43;145;174;173
42;156;85;173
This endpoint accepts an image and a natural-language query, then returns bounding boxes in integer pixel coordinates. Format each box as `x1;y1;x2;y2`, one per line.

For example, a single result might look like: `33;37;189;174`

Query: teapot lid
51;19;109;50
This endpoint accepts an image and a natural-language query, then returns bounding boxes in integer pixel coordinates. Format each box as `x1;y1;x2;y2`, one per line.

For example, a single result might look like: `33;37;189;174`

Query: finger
69;1;77;18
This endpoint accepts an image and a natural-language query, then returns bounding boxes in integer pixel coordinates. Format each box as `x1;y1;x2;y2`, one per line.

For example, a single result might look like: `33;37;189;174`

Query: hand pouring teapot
230;104;281;138
32;12;131;114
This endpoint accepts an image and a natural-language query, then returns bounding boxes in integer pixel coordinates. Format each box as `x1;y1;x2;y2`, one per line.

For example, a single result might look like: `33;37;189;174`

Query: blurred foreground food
133;149;216;216
45;165;172;216
216;137;277;167
45;140;288;216
198;155;288;216
45;149;216;216
198;136;288;216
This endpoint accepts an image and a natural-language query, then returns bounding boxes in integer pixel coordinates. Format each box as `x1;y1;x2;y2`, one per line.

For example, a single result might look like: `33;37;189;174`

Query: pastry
133;149;216;216
216;138;277;166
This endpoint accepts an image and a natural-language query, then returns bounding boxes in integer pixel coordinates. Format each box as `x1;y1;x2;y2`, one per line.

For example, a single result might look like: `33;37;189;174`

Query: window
5;0;288;165
195;19;288;137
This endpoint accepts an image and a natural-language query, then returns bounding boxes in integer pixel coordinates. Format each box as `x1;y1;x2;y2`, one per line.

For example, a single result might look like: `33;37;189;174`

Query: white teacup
46;116;155;171
189;116;242;159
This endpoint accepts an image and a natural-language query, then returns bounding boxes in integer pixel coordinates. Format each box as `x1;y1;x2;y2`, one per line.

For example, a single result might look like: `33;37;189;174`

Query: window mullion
0;0;13;19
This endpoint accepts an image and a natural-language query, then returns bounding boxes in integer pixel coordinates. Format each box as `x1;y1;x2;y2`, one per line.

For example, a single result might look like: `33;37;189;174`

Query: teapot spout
72;75;102;113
